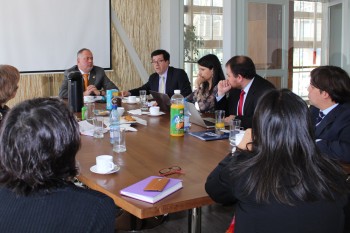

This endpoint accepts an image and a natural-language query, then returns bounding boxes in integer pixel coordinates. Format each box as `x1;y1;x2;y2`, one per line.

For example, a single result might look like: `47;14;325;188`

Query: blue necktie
315;111;325;125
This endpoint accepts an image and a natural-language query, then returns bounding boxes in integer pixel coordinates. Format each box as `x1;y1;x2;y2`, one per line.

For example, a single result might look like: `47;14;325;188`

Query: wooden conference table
76;102;231;233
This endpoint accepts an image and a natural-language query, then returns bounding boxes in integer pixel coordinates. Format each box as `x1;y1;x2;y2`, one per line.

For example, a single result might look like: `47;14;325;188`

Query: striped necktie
315;111;325;125
237;90;245;116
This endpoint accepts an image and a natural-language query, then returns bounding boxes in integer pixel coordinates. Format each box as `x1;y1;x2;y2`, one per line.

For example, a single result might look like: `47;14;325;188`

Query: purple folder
120;176;183;203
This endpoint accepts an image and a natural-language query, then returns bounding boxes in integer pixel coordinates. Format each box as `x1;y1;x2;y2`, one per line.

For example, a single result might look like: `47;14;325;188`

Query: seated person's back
206;89;349;233
0;98;117;233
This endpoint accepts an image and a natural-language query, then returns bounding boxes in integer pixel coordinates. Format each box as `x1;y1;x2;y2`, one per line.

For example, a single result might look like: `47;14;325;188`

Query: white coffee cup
128;96;136;103
96;155;115;173
117;107;125;116
149;106;160;115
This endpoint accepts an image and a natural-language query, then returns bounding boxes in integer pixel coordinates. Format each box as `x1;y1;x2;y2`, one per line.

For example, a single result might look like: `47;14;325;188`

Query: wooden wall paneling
248;3;267;68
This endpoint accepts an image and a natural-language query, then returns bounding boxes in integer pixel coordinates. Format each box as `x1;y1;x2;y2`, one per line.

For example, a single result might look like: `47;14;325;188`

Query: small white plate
90;164;120;174
147;112;165;116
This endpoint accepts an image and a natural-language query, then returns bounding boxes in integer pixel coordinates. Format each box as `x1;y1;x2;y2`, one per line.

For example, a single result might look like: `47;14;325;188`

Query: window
292;0;322;98
184;0;223;87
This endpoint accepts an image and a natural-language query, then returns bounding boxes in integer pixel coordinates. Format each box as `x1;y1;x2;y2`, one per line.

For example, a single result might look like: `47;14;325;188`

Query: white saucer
148;112;165;116
90;164;120;174
127;101;137;104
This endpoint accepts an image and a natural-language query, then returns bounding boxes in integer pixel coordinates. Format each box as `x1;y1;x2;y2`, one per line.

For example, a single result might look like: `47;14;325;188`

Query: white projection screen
0;0;111;73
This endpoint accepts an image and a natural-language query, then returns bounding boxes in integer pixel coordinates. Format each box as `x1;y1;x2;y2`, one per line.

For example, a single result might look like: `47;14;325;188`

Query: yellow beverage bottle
170;90;184;136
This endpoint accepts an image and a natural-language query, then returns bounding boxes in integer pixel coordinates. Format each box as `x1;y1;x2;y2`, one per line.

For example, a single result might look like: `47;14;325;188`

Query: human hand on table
83;85;99;96
121;91;130;97
224;115;236;122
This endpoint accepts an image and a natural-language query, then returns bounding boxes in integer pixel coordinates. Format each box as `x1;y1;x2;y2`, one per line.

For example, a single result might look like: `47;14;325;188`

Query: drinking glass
139;90;148;111
85;102;95;122
229;119;241;146
113;129;126;153
215;110;225;134
93;117;104;139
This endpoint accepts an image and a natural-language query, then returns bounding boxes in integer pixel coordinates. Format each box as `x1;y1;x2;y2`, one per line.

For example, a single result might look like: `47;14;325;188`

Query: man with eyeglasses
307;65;350;163
122;49;192;97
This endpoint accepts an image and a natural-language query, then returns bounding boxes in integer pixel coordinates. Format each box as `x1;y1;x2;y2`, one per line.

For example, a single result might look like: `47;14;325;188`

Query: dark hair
197;54;225;94
232;89;348;204
310;65;350;103
151;49;170;61
225;55;256;79
0;98;81;196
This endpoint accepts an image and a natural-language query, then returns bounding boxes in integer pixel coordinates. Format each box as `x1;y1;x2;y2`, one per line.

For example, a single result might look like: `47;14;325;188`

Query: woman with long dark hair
186;54;225;113
206;89;349;233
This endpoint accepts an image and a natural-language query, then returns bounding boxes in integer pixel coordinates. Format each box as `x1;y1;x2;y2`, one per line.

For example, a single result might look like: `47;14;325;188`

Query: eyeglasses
151;59;165;65
158;166;184;176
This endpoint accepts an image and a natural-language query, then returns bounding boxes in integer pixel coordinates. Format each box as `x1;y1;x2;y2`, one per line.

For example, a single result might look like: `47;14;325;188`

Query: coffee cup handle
107;162;115;171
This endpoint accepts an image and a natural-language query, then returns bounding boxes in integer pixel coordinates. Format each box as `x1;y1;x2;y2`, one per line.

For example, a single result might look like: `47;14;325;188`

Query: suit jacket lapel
315;105;340;136
89;68;96;85
243;79;257;113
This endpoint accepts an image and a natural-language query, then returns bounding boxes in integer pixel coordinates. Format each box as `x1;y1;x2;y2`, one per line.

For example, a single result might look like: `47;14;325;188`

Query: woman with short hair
0;64;20;125
0;98;118;233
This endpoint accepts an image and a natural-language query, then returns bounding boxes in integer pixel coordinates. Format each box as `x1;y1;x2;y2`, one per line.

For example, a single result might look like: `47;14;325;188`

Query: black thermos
68;71;83;112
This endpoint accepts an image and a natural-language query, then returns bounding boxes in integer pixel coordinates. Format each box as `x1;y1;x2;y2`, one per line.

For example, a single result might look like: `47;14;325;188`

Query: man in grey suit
59;48;118;98
121;49;192;98
216;55;275;129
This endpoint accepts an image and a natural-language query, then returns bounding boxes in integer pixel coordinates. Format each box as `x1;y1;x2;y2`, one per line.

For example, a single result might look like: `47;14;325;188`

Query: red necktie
238;90;245;116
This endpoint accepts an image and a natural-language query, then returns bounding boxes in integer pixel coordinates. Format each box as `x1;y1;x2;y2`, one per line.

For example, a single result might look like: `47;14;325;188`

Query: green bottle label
170;104;184;136
81;106;87;120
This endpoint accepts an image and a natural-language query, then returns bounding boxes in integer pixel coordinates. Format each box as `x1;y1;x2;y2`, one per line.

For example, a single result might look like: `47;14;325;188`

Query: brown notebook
144;177;170;191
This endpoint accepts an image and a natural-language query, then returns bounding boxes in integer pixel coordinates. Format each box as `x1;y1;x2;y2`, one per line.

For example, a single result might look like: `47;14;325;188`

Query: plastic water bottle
109;103;120;144
184;101;191;133
170;90;184;137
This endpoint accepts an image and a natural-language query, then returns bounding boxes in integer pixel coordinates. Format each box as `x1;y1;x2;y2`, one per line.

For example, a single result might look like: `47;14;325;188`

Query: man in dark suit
216;55;275;129
59;48;118;98
308;65;350;163
122;49;192;98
